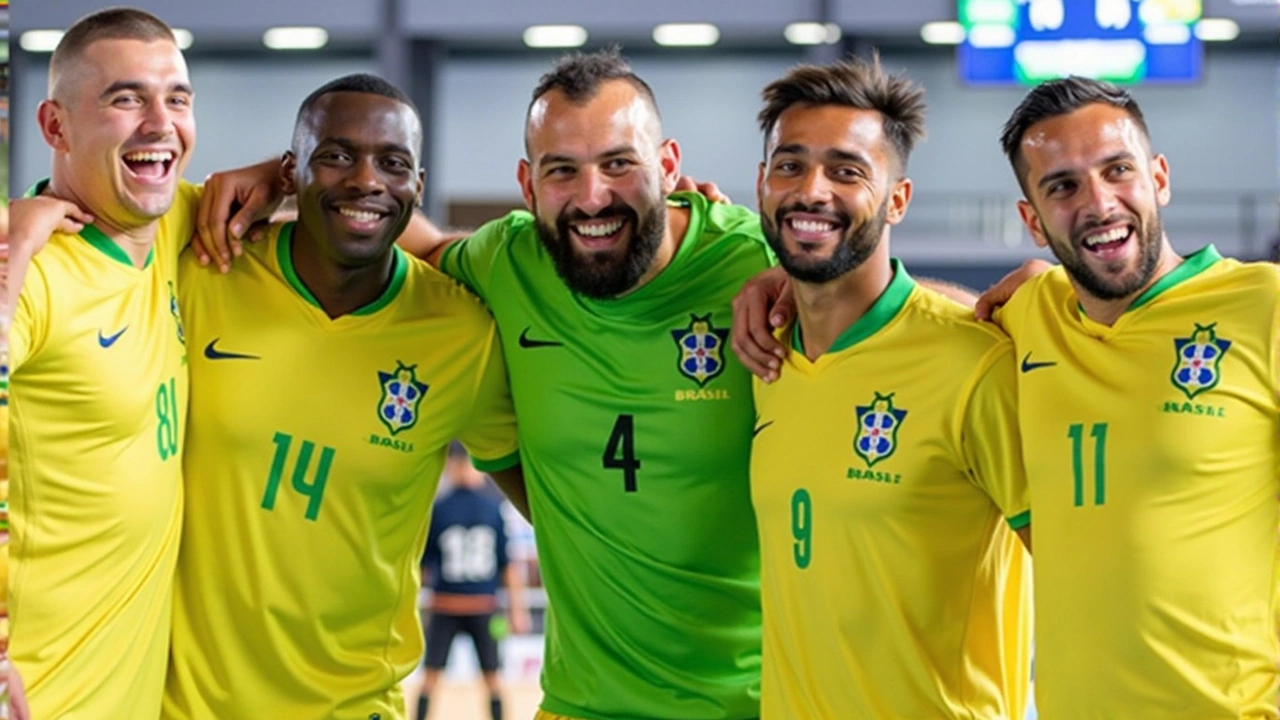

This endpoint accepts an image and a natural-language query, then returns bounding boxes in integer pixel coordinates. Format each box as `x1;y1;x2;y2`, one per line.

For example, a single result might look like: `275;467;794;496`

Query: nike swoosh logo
204;338;261;361
98;326;128;348
518;327;564;349
752;420;774;437
1020;352;1057;373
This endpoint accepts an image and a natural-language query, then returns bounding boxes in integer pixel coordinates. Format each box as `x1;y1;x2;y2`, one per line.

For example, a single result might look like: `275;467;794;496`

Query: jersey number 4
602;414;641;492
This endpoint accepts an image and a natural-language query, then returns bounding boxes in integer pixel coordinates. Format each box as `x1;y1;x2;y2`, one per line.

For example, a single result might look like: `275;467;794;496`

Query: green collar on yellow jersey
25;178;154;269
1124;245;1222;313
792;258;915;354
276;221;408;317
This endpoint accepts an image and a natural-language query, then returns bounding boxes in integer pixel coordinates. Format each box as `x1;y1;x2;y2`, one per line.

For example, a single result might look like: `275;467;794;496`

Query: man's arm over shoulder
397;211;470;268
413;210;529;304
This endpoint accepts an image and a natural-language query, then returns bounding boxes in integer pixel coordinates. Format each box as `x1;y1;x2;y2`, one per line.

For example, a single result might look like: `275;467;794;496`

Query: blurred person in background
406;442;530;720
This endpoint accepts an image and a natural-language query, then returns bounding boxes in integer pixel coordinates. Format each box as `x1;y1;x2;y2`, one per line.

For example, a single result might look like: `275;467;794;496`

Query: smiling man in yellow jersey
996;77;1280;718
7;8;196;718
748;56;1032;720
163;74;520;720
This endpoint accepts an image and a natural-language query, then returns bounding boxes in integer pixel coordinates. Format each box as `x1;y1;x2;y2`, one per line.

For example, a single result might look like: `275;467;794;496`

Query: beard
533;197;666;299
762;199;888;284
1051;210;1164;301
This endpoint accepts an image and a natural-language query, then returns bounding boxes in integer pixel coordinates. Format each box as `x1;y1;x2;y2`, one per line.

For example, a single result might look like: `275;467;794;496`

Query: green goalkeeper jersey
440;192;771;720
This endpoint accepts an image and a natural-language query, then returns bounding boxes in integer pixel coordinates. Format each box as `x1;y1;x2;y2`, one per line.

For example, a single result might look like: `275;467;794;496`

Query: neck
47;174;158;268
1075;237;1182;327
793;239;894;360
290;223;396;319
620;204;689;296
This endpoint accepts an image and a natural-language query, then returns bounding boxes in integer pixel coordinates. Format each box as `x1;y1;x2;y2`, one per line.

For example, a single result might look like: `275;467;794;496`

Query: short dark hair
293;73;422;153
50;7;176;97
999;76;1151;187
529;46;658;112
758;54;927;175
525;47;660;153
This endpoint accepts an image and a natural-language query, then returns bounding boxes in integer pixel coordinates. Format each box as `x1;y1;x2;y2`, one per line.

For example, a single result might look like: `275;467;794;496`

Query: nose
1081;174;1119;220
795;167;833;206
347;156;385;194
574;165;614;216
138;99;175;138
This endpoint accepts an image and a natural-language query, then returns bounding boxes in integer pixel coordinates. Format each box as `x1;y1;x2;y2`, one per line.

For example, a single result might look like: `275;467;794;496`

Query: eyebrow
101;79;194;99
771;143;873;168
539;145;637;166
318;137;414;156
1037;150;1136;190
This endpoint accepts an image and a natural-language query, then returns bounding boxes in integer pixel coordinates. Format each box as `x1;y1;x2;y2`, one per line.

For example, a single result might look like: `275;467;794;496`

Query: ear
658;138;682;196
885;178;913;226
37;100;70;153
1017;198;1049;249
1150;153;1171;207
279;151;298;196
415;168;426;207
517;158;535;212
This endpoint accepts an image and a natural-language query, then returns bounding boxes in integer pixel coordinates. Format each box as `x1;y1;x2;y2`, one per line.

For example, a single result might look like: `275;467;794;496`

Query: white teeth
790;218;836;234
1083;227;1130;247
339;208;380;222
574;219;624;237
123;151;173;163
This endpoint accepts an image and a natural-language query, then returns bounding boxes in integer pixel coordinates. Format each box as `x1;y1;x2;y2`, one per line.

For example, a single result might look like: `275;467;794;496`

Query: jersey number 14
262;432;334;521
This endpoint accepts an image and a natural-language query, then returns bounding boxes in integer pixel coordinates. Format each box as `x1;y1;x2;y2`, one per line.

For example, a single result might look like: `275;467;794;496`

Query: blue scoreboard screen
958;0;1203;85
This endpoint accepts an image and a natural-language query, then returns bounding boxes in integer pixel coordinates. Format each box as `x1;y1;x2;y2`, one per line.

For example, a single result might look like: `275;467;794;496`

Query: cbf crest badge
168;281;185;345
671;314;730;387
854;392;907;467
377;362;428;435
1171;323;1231;400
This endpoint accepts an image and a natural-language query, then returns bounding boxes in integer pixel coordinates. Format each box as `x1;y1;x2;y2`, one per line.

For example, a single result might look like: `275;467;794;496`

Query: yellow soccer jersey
999;246;1280;719
165;222;519;720
752;262;1031;720
8;181;195;719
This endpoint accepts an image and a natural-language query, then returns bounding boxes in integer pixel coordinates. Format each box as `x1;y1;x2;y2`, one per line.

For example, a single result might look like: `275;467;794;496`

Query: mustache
774;203;851;228
560;203;638;224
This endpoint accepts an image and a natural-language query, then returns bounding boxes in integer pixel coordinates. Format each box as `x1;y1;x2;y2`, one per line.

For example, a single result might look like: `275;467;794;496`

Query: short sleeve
961;342;1030;529
458;327;519;473
10;261;51;372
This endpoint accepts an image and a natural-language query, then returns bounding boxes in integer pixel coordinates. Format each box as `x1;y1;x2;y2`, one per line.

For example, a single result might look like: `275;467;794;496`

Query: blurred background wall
8;0;1278;285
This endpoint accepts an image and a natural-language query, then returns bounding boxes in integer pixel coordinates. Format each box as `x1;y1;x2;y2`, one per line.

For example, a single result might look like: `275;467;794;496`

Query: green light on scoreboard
960;0;1019;27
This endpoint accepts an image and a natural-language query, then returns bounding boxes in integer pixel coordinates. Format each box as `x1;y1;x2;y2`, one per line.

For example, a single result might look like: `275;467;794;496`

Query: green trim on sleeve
1006;510;1031;530
472;450;520;473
